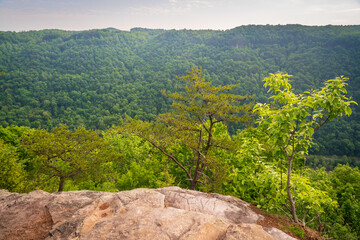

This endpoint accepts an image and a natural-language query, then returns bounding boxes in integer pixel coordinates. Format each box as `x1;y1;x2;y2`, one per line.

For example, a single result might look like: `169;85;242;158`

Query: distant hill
0;25;360;156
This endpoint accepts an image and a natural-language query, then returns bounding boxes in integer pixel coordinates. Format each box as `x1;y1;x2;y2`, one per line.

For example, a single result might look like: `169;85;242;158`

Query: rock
0;187;295;240
0;190;53;240
157;187;260;224
224;224;282;240
263;227;297;240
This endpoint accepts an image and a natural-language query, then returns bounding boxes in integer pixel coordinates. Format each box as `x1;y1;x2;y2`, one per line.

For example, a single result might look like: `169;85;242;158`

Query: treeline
1;69;359;239
307;155;360;171
0;25;360;156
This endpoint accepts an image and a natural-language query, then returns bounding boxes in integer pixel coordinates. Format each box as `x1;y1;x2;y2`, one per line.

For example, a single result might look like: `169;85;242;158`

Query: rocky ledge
0;186;296;240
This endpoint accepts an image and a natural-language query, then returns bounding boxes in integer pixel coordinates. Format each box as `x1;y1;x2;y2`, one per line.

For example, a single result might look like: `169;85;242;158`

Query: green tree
21;124;115;192
307;166;360;239
254;73;357;225
116;67;252;190
226;127;336;232
103;132;176;190
0;139;25;192
0;126;33;192
330;165;360;237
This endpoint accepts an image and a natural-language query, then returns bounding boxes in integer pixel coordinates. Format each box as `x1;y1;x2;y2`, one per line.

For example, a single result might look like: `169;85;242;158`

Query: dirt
249;204;324;240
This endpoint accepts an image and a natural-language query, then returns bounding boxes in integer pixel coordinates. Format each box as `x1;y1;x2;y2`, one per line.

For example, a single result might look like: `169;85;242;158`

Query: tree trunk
190;179;197;190
58;177;65;192
287;157;299;223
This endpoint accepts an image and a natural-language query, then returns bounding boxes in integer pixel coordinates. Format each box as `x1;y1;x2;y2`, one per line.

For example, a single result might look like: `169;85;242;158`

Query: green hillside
1;25;360;155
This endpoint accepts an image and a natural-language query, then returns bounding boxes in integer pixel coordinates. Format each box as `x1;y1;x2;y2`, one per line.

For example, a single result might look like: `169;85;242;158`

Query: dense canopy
1;25;360;155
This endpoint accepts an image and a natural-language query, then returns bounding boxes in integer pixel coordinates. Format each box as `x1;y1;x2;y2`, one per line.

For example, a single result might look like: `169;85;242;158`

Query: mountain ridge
0;25;359;155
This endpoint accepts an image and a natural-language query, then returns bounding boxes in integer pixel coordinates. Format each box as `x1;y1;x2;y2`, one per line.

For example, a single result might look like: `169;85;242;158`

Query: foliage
0;139;26;192
1;26;360;156
285;225;305;239
116;67;252;190
306;155;360;170
227;128;336;223
116;160;176;190
307;166;360;239
103;132;176;190
254;73;356;224
21;124;117;192
330;165;360;236
1;25;360;236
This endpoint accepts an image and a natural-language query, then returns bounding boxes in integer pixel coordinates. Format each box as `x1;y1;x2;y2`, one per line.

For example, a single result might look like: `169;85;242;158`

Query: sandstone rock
0;187;295;240
0;190;53;240
158;186;261;224
263;227;297;240
224;224;281;240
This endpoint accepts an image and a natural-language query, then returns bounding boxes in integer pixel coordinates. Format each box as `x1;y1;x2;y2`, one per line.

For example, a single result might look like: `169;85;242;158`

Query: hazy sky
1;0;360;32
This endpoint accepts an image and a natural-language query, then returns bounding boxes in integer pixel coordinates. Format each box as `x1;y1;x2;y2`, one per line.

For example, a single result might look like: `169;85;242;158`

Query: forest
0;25;360;156
1;25;360;239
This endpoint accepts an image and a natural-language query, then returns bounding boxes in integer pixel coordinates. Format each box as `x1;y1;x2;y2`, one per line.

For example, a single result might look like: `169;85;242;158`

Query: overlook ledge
0;187;296;240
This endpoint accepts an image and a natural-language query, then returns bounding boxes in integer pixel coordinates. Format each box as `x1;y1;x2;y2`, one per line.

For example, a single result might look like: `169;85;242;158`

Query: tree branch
139;134;192;180
277;206;294;222
66;168;81;178
314;115;331;130
48;164;62;175
193;120;205;184
213;119;224;124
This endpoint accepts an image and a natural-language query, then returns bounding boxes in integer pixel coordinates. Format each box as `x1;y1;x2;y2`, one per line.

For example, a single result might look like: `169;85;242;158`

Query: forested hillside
1;25;360;156
1;65;359;239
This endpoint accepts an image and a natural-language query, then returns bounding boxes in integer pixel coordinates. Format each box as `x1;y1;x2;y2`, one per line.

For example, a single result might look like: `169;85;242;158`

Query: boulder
0;187;296;240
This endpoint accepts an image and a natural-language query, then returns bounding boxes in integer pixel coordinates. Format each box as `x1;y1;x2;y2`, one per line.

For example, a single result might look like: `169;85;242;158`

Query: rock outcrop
0;187;296;240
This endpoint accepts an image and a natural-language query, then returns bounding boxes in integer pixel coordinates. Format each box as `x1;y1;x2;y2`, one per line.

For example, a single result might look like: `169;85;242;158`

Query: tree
103;133;176;190
0;139;26;192
116;67;252;190
21;124;114;192
330;165;360;238
254;73;357;225
0;126;33;192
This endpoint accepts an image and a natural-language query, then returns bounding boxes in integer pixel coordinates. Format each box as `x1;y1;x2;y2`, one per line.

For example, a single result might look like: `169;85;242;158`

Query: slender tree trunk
190;180;197;190
287;157;299;223
280;157;283;190
58;176;65;192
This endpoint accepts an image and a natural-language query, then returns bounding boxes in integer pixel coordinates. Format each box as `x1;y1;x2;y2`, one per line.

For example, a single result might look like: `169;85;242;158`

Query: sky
1;0;360;32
